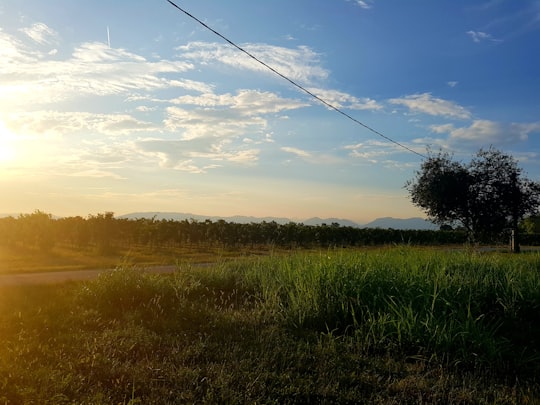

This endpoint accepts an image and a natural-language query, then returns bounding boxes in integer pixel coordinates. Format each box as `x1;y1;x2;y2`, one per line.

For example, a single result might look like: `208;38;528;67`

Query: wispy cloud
307;88;382;111
0;31;194;106
170;89;309;116
0;27;40;63
473;1;540;40
1;22;343;176
281;146;311;158
135;137;259;173
3;111;158;137
471;0;505;11
388;93;471;120
344;140;414;164
164;106;265;140
353;0;374;9
466;30;502;43
176;42;329;84
19;22;58;45
280;146;343;166
429;120;540;145
160;88;310;171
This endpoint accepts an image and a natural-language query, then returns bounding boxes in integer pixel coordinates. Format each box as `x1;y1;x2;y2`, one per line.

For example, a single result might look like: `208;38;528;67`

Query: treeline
2;210;537;253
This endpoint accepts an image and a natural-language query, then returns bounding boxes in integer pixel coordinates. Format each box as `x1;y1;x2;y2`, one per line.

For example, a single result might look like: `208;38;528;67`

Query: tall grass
1;247;539;403
232;247;540;369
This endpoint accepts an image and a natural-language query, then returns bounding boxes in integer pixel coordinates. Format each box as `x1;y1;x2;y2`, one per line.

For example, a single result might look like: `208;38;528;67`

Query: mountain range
117;212;438;230
0;211;438;230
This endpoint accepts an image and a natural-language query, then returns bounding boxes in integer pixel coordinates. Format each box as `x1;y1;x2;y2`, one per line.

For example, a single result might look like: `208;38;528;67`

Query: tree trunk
511;228;520;253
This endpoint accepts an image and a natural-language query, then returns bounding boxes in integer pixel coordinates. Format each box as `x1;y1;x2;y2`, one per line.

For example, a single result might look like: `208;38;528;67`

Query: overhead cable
165;0;427;159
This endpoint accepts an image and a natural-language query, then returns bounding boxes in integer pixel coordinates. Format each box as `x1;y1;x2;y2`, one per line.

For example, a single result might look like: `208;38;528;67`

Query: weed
0;247;539;403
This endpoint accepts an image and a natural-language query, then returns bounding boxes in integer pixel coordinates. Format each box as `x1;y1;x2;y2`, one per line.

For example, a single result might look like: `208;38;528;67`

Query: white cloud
164;106;267;140
227;149;260;164
353;0;373;9
171;89;308;116
19;23;58;45
306;88;382;111
429;123;456;134
168;79;214;93
381;160;416;171
3;111;158;137
172;160;214;174
517;122;540;135
455;121;508;143
280;146;343;165
344;140;405;163
466;30;502;43
429;120;540;145
281;146;311;158
388;93;471;119
447;81;458;88
164;89;309;147
0;28;40;64
135;106;157;112
135;137;259;173
0;22;325;175
0;33;194;106
176;42;329;84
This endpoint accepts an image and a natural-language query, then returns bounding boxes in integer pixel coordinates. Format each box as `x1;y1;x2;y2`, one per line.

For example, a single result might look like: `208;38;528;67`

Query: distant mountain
117;212;436;230
303;217;361;227
119;212;359;226
117;212;292;224
362;217;437;230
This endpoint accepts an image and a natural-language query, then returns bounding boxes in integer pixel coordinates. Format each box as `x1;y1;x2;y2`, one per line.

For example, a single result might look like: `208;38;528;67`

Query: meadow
1;247;539;403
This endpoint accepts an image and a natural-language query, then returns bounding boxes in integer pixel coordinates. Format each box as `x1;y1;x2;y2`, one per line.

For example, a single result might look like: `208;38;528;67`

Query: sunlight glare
0;120;17;162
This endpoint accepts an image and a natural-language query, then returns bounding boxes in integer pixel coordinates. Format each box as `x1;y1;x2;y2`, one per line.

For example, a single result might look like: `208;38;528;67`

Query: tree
88;212;116;254
521;215;540;234
406;147;540;249
18;210;56;251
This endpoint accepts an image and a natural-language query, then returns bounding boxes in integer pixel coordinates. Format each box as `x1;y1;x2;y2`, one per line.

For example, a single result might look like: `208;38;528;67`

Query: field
1;247;539;403
0;243;276;274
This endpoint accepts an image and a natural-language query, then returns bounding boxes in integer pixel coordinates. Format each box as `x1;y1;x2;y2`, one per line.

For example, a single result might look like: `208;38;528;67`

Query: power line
165;0;427;159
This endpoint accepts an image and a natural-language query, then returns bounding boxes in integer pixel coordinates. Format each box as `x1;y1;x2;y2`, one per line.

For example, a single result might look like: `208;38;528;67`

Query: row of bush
2;210;539;252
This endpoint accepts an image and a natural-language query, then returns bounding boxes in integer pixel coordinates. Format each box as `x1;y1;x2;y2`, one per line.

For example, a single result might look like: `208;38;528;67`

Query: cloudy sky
1;0;539;223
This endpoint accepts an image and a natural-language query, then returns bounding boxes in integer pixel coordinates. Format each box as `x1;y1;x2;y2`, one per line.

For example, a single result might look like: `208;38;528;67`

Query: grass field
1;247;539;403
0;243;278;274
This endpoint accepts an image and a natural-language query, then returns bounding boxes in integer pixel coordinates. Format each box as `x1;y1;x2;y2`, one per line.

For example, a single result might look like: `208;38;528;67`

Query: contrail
107;26;111;48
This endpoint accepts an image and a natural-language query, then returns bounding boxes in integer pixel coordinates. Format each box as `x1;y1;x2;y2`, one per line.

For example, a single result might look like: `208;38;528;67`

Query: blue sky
0;0;539;223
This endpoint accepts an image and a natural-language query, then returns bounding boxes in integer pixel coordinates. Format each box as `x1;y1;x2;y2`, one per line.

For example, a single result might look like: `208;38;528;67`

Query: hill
117;212;437;230
117;212;292;224
362;217;437;230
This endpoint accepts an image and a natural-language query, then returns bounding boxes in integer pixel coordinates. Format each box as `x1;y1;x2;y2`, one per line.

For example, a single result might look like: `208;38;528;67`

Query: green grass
0;247;539;403
0;243;280;274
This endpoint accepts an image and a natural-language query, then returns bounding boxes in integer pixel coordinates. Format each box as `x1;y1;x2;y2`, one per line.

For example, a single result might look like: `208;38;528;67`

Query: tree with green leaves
521;215;540;234
406;147;540;249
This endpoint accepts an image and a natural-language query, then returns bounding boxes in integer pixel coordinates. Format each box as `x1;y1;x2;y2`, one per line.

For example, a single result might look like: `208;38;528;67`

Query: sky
0;0;539;224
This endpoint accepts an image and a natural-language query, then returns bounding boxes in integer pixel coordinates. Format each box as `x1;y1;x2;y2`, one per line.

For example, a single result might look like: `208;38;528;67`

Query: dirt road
0;265;179;286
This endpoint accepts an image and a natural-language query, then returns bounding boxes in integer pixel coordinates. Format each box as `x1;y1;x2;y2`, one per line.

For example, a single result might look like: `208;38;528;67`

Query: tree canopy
406;147;540;243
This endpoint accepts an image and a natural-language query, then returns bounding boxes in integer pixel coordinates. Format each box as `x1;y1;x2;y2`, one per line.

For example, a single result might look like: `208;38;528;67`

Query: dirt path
0;265;179;286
